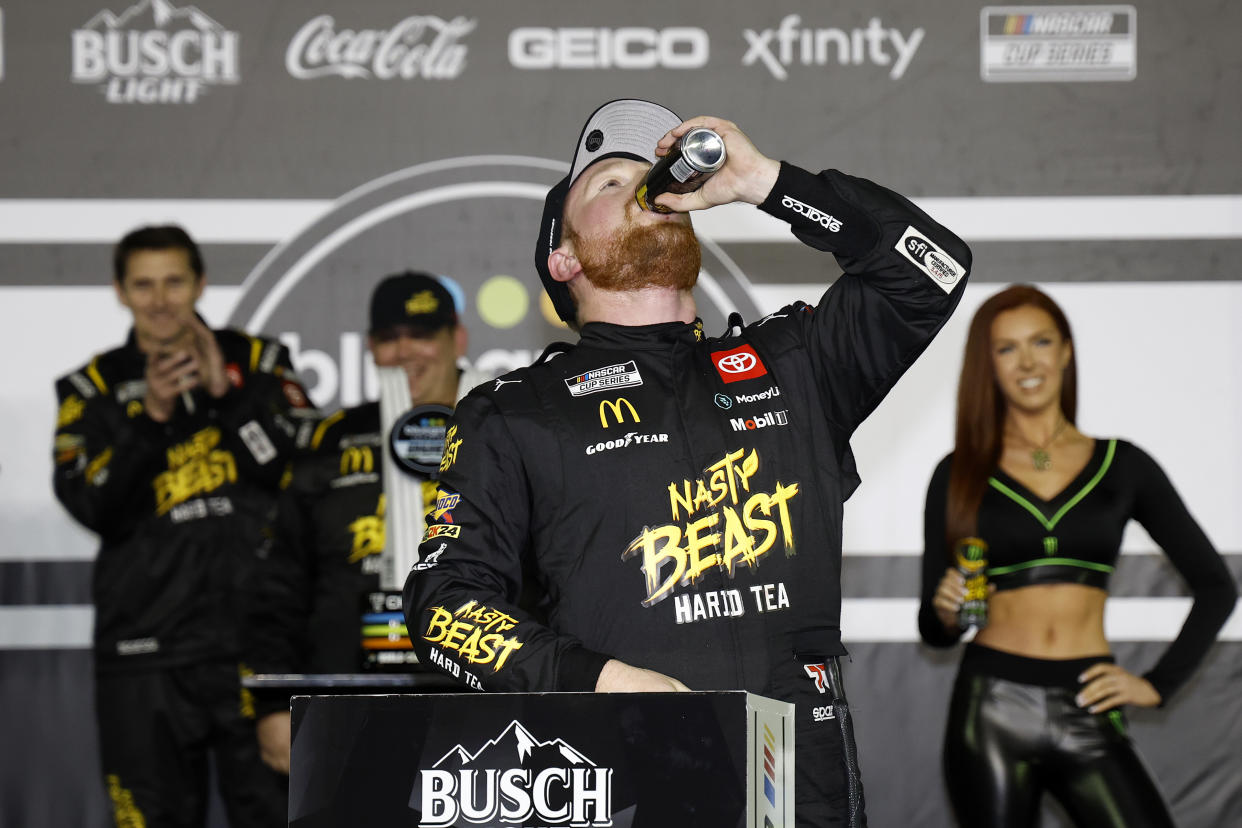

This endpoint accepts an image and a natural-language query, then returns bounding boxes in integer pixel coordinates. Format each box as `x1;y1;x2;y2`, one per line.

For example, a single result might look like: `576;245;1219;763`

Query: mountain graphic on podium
432;720;596;772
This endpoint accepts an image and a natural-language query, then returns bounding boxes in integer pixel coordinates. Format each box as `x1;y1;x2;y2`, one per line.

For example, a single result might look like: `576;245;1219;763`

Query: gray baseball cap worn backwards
536;99;683;324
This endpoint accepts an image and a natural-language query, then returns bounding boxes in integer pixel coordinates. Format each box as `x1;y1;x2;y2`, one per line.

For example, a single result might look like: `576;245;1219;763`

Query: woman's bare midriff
973;583;1111;659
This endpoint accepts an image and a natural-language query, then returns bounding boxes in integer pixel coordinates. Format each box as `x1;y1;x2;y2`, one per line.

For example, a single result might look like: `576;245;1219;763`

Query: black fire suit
53;327;314;827
405;163;972;827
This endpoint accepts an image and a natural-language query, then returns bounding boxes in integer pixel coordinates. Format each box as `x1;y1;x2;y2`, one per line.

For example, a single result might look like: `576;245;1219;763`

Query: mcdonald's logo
340;446;374;475
599;397;640;428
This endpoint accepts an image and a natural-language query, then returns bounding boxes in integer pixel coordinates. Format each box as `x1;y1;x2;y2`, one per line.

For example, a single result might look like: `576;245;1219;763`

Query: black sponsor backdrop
2;1;1239;827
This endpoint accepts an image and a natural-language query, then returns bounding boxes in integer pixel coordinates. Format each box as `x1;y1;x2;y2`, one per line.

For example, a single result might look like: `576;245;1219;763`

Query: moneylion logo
72;0;240;104
227;158;761;411
598;397;640;428
416;720;613;827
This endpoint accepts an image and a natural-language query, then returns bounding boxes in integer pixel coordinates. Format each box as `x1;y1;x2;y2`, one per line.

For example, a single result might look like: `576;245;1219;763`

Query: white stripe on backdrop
0;195;1241;244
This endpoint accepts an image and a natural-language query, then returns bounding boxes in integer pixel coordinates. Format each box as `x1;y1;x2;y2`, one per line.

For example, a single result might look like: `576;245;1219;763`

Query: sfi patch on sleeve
895;226;965;294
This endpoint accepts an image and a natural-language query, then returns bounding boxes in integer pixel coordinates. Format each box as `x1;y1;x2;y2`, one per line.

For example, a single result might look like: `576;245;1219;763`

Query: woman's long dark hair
946;285;1078;553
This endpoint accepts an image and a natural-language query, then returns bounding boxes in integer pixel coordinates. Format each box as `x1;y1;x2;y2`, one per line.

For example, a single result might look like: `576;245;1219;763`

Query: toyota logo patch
711;344;767;383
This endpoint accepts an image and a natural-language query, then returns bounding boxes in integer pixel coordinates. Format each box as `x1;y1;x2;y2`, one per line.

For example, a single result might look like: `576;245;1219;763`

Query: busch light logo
286;14;475;80
72;0;239;104
415;720;613;827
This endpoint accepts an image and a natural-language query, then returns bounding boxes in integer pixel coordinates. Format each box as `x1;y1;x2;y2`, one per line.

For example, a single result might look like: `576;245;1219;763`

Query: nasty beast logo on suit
622;448;800;607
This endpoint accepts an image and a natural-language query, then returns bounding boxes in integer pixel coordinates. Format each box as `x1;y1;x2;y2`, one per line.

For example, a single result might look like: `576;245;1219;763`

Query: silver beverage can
635;127;727;213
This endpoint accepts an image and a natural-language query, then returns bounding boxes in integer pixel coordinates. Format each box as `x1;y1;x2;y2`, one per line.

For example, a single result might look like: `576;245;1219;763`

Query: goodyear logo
598;397;640;428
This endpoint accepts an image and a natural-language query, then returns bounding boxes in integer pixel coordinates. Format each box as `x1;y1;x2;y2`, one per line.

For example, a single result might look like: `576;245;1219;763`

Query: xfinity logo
72;0;240;104
743;14;924;80
417;720;613;827
730;410;789;432
287;14;474;80
510;27;708;69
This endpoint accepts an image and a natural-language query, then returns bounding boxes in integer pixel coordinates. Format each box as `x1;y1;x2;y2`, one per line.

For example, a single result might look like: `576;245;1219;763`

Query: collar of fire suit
577;318;705;350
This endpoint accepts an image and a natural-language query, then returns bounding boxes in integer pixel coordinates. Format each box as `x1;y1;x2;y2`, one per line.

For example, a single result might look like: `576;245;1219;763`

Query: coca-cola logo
286;14;475;80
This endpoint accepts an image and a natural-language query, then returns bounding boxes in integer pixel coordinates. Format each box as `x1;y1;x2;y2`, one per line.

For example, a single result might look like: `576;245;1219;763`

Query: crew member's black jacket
405;163;972;695
244;403;427;677
53;328;316;674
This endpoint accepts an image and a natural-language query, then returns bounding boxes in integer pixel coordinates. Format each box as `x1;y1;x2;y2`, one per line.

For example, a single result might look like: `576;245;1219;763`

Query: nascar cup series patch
895;226;965;294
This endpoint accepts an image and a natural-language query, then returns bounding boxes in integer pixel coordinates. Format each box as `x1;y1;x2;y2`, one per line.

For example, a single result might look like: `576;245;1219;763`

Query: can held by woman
955;537;990;630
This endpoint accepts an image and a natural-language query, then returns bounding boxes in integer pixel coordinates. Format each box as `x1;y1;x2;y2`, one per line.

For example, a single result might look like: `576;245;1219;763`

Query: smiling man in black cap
404;100;973;826
245;271;489;776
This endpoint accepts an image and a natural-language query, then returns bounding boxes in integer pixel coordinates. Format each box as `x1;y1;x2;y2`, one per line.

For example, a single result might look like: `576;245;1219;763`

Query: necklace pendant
1032;449;1052;471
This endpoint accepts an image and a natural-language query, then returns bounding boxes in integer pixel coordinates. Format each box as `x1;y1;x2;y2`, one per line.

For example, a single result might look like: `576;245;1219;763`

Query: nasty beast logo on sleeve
621;448;799;607
423;600;524;671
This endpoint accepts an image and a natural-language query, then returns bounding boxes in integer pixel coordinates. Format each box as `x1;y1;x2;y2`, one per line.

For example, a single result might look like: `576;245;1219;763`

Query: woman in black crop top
919;284;1236;828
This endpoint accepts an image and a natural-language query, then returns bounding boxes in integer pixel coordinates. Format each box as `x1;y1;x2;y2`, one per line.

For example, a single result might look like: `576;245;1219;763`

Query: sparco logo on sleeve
286;14;475;80
781;195;842;231
895;226;965;294
416;720;613;827
72;0;239;104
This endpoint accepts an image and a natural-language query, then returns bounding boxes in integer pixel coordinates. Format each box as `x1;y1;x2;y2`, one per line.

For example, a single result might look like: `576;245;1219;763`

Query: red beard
570;218;701;293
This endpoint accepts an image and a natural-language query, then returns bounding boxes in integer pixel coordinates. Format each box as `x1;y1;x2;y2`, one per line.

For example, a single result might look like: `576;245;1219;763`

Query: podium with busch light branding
288;691;794;827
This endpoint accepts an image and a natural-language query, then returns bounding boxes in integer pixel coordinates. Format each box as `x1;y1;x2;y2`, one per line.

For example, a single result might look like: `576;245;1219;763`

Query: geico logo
734;386;781;404
509;27;709;69
585;432;669;455
781;195;842;231
729;410;789;431
812;705;838;722
340;446;374;475
598;397;640;428
72;29;240;81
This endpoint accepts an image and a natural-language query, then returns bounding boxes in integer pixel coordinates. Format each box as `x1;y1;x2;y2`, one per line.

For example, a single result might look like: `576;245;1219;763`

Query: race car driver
403;99;973;827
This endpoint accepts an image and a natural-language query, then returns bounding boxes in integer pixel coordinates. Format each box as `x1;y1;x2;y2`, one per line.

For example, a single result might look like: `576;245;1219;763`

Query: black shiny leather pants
943;646;1176;828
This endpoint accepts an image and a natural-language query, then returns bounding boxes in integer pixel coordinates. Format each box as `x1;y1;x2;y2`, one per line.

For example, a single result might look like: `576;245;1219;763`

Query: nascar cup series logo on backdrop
414;720;612;827
72;0;238;103
286;14;475;80
228;159;761;411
